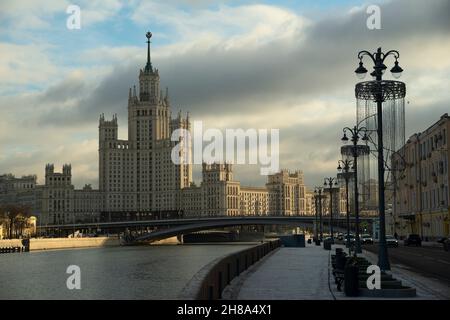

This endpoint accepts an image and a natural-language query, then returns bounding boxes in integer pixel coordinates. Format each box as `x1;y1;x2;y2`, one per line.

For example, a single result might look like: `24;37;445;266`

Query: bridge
37;215;375;242
132;216;375;242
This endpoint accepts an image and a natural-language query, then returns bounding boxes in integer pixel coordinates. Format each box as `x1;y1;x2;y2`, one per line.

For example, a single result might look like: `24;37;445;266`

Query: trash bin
323;239;331;250
344;263;359;297
315;239;321;246
21;238;30;252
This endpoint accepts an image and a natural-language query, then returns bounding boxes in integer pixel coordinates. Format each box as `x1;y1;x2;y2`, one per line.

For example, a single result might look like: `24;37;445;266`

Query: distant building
308;186;348;224
0;174;40;215
181;164;305;217
240;186;269;216
266;170;306;216
390;113;450;239
321;187;345;218
305;188;315;216
38;164;102;225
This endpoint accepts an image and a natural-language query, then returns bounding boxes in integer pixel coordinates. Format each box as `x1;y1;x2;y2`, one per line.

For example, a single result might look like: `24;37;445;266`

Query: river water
0;244;254;299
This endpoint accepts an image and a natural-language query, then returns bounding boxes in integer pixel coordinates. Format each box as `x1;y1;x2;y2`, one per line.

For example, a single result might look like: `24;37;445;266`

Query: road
364;243;450;284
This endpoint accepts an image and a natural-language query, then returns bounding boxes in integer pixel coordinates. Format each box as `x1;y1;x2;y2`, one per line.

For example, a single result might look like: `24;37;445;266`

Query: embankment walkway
228;245;334;300
225;243;450;300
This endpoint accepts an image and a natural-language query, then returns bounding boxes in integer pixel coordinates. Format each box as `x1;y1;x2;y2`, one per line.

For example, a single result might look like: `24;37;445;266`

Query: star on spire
145;31;153;72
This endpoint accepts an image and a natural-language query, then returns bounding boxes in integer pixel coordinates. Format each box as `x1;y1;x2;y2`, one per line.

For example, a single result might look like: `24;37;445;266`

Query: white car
385;235;399;247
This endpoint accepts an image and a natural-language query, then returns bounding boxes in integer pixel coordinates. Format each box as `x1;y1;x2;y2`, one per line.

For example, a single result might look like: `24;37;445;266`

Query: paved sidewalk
225;243;449;300
235;245;334;300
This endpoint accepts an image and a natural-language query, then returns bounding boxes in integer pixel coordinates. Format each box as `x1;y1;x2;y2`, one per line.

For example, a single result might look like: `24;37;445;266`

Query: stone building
305;188;315;216
181;164;305;217
98;32;191;218
266;170;306;216
0;174;38;212
240;186;269;216
181;163;265;217
389;113;450;239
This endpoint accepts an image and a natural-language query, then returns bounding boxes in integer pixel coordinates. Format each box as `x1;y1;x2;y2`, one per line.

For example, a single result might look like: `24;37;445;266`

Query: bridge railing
194;239;282;300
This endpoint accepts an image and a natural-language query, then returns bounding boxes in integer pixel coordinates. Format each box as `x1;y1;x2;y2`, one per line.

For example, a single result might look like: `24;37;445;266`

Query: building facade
181;165;305;217
0;174;39;213
266;170;306;216
389;113;450;239
305;188;315;216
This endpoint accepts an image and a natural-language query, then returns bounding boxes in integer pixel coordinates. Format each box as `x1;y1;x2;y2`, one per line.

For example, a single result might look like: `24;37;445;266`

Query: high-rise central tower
98;32;191;218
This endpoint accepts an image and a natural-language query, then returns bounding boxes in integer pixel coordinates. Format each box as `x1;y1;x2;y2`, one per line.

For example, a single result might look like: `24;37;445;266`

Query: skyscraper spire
145;31;153;72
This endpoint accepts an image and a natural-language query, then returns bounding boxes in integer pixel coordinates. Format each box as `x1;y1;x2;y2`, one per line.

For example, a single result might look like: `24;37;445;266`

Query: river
0;244;254;299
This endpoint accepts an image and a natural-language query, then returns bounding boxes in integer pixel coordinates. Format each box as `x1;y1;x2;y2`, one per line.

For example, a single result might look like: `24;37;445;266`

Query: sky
0;0;449;189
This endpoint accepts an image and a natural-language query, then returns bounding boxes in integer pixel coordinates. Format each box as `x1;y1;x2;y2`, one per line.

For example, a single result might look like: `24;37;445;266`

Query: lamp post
342;126;369;254
354;48;403;270
314;187;324;241
324;177;338;241
313;191;319;242
337;159;353;253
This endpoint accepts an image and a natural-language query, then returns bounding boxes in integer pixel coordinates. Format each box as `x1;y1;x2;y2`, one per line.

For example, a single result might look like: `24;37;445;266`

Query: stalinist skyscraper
98;32;191;218
38;32;308;225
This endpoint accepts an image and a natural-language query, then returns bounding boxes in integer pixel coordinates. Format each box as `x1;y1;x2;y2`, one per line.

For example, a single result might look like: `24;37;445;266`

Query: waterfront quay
223;242;450;300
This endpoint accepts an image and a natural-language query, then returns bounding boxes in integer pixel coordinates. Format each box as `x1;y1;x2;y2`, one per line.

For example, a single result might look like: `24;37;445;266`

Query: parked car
442;238;450;252
361;234;374;245
404;234;422;246
386;235;399;247
344;234;355;244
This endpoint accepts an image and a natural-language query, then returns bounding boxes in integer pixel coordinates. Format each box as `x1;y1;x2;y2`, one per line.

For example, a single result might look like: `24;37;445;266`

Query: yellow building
390;113;450;239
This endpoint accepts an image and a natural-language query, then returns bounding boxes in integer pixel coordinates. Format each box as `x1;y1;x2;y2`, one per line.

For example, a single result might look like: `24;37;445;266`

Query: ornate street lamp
342;125;369;254
314;187;324;241
324;177;338;241
354;48;406;271
337;159;354;253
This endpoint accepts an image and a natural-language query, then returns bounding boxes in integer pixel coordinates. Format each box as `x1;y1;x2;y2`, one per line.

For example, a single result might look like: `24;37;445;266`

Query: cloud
0;0;449;188
0;0;68;31
0;0;124;31
0;43;61;94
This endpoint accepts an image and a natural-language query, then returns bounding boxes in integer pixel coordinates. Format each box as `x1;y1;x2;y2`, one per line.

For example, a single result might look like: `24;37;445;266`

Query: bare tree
0;205;31;239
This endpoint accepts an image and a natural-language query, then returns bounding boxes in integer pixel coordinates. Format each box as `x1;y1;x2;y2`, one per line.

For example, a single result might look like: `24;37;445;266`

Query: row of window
419;129;447;159
421;187;449;210
135;108;168;117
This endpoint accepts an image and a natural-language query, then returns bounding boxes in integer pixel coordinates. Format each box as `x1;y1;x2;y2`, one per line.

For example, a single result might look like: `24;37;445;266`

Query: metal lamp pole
342;126;369;254
313;192;319;241
338;159;353;253
314;187;324;241
324;177;338;241
355;48;403;270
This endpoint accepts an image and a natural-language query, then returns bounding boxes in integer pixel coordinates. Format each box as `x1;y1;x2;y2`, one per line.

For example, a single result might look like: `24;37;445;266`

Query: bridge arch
133;217;367;242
